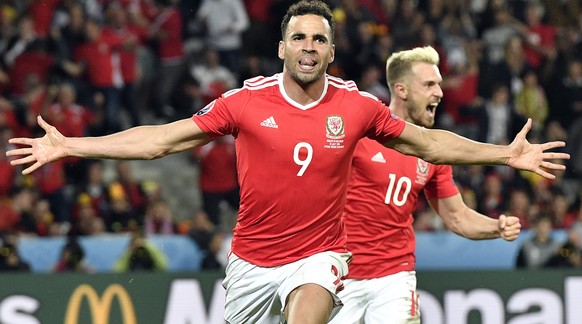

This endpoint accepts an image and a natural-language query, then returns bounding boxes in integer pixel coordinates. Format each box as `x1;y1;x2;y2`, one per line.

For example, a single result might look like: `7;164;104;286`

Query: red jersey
344;138;458;279
151;8;184;63
192;74;405;267
74;33;124;88
193;138;238;193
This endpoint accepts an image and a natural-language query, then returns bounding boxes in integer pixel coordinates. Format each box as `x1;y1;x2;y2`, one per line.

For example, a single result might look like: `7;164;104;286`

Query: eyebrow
290;32;329;42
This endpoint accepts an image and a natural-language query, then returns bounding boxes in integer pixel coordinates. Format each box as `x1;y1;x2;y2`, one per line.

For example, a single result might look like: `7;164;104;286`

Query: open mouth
426;103;438;115
298;57;317;71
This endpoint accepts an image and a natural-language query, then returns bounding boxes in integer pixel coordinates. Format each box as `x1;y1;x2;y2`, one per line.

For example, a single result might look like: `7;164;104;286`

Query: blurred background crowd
0;0;581;272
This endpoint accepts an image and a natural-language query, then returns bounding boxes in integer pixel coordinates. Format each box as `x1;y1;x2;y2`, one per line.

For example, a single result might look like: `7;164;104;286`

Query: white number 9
293;142;313;176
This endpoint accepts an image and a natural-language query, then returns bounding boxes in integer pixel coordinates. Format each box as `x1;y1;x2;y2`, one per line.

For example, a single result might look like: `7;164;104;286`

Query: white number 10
384;174;412;206
294;142;313;176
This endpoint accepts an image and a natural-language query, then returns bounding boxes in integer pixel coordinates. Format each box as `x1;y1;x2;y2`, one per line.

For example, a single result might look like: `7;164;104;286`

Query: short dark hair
280;0;334;42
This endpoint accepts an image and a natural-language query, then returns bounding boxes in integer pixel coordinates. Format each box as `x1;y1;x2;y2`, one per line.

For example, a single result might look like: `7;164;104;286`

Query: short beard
285;61;327;86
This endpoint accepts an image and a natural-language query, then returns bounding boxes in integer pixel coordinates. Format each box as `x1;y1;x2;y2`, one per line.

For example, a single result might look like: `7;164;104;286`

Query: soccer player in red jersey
5;2;568;323
330;46;524;324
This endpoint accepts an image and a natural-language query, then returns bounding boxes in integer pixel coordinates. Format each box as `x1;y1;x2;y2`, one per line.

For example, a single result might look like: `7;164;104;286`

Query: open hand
507;119;570;179
6;115;68;175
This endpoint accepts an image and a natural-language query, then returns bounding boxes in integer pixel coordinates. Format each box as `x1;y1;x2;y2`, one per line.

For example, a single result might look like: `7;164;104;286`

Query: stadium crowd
0;0;581;271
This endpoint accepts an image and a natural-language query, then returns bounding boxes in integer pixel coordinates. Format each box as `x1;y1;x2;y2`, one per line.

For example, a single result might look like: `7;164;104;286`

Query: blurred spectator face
13;187;35;211
147;201;171;221
33;199;52;224
58;84;76;106
535;217;552;240
87;162;104;184
192;211;213;231
484;174;502;194
18;16;35;38
116;160;133;182
69;3;85;27
525;3;543;26
491;86;509;104
567;61;582;80
204;49;220;68
109;5;128;28
509;190;530;213
85;20;100;41
551;194;569;217
23;74;41;92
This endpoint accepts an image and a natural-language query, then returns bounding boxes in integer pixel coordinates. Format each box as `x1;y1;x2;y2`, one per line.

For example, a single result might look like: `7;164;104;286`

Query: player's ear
278;41;285;60
328;44;335;63
395;82;407;99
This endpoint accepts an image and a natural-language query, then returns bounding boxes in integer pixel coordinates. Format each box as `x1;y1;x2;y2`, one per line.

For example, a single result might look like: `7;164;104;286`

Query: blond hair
386;46;440;93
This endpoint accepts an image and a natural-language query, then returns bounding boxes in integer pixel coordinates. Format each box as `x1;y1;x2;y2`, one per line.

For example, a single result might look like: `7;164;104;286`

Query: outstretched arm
384;118;569;179
429;194;521;241
7;115;212;175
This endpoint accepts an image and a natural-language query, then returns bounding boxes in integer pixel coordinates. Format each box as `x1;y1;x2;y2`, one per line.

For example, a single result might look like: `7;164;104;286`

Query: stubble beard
285;59;327;86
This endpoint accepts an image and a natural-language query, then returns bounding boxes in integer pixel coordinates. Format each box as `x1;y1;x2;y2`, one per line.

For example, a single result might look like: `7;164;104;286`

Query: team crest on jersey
326;115;345;139
415;159;429;184
324;115;345;149
195;102;215;116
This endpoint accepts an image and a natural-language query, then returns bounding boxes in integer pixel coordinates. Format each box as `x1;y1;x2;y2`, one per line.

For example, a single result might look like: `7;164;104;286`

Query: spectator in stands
143;200;176;235
478;172;507;218
482;84;519;145
358;64;390;104
26;0;61;39
30;197;62;236
389;0;424;50
543;227;582;268
0;233;31;272
520;1;557;73
514;70;548;138
31;153;70;225
516;215;561;268
170;70;204;119
439;40;480;139
2;15;37;69
71;193;107;236
113;231;167;272
49;2;88;88
0;126;16;197
52;236;94;273
547;59;582;130
504;188;536;230
110;160;147;216
103;4;145;128
571;198;582;240
190;48;238;107
13;72;52;137
148;0;185;120
547;189;577;229
480;5;521;66
0;186;33;234
73;18;125;135
44;82;97;183
191;135;239;226
187;210;225;270
73;160;110;222
237;54;269;86
195;0;250;75
108;182;140;233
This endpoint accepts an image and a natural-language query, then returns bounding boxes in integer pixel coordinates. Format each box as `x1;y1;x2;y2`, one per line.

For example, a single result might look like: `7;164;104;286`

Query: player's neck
389;100;407;122
281;73;325;105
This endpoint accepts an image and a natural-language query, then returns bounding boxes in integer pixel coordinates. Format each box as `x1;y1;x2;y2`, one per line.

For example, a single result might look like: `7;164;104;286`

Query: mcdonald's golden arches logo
65;284;137;324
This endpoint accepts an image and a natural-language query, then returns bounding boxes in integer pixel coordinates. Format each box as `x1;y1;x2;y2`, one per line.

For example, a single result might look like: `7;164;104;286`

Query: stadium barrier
16;230;568;272
0;270;579;324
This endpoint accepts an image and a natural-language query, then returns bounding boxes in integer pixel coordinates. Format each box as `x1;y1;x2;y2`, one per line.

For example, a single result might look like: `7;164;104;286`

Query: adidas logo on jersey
260;116;279;128
371;152;386;163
